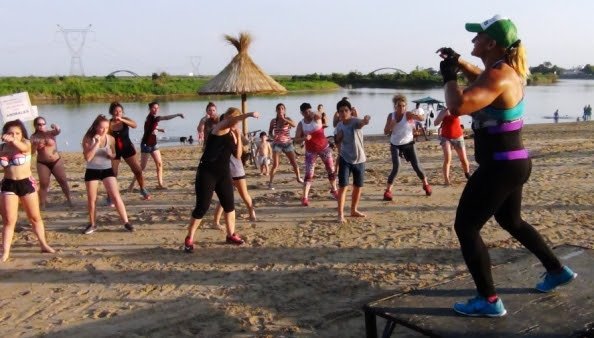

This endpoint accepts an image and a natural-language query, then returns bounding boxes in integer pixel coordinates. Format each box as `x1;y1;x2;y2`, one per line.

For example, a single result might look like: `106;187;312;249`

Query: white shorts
257;155;271;166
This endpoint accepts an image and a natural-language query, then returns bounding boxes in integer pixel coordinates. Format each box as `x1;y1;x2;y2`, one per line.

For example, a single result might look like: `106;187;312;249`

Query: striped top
271;118;292;145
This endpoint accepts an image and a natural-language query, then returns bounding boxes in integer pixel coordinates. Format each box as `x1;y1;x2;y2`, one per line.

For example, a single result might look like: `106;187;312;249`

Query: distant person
334;98;371;223
383;94;432;201
188;135;194;145
107;102;151;200
30;116;73;208
197;102;219;145
130;101;184;191
268;103;302;190
553;109;559;123
318;104;328;128
583;105;588;121
434;108;471;185
294;102;338;206
0;120;55;262
412;102;429;141
586;104;592;121
82;115;134;234
183;109;260;252
256;132;272;176
438;14;576;317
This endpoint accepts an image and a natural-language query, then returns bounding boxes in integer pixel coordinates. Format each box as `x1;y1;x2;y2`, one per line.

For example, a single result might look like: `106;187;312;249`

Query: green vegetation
0;73;340;103
291;68;443;89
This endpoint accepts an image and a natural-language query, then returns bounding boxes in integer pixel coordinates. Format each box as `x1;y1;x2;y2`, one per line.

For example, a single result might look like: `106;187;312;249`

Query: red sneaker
184;236;194;253
383;190;393;201
301;197;309;206
330;190;338;200
423;183;432;196
226;233;245;245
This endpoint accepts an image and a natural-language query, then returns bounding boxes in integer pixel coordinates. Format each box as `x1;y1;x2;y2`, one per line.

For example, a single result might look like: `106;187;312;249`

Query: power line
189;55;201;76
57;24;93;76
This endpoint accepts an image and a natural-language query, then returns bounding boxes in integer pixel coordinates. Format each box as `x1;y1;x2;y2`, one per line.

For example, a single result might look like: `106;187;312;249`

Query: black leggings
387;143;426;184
191;166;234;219
454;159;562;297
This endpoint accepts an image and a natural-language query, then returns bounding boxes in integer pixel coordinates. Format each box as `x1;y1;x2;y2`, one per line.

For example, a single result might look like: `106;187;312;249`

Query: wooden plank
365;245;593;338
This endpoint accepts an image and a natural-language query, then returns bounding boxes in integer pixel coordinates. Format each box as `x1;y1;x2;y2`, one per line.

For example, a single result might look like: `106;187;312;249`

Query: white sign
0;92;35;122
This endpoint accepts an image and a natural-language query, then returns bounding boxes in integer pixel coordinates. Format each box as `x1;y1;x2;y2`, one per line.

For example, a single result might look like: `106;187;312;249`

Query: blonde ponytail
506;42;529;83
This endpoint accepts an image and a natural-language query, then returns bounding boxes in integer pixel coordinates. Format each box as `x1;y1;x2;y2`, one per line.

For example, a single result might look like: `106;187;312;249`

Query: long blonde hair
505;42;529;83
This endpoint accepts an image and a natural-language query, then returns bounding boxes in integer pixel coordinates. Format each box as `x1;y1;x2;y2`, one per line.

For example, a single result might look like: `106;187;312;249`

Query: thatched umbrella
199;32;286;134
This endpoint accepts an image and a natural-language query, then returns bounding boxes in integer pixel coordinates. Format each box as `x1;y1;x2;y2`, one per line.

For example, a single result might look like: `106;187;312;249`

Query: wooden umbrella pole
241;93;247;136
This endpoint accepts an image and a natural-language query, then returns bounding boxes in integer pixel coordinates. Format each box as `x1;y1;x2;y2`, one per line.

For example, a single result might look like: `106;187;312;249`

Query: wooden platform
364;245;593;338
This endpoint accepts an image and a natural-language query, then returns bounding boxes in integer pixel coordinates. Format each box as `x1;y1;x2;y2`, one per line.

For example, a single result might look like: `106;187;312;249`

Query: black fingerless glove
440;58;459;84
437;47;460;61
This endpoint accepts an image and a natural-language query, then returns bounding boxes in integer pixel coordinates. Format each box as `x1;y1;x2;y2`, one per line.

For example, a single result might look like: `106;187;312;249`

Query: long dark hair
2;119;29;140
108;102;124;116
83;115;109;141
32;116;46;135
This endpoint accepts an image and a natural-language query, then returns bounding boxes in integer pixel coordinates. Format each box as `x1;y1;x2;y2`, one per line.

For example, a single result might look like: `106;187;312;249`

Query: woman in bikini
30;117;73;208
108;102;151;200
1;119;55;262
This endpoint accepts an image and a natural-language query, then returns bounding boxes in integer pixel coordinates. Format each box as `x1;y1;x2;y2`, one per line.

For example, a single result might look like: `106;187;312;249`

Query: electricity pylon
57;24;92;76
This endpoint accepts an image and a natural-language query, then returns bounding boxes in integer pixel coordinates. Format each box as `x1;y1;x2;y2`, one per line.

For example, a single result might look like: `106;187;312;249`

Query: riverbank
0;122;592;337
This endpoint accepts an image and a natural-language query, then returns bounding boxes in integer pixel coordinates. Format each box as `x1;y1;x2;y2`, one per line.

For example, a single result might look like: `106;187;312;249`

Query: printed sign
0;92;35;122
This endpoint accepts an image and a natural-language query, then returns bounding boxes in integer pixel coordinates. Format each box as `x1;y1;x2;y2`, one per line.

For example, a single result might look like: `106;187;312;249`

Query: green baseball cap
465;15;518;48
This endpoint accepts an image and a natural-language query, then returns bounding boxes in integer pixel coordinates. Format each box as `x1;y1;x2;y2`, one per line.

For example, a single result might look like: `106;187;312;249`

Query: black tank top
110;123;133;152
199;132;234;170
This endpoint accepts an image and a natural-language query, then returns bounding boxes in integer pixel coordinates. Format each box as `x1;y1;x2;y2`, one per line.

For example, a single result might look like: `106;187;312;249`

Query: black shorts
115;142;137;160
0;177;37;197
84;168;116;181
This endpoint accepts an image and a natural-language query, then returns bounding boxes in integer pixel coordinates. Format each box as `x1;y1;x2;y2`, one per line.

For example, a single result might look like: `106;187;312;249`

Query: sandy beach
0;122;592;337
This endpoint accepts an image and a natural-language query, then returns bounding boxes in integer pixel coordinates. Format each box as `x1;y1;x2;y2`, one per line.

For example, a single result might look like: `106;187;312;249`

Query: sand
0;122;592;337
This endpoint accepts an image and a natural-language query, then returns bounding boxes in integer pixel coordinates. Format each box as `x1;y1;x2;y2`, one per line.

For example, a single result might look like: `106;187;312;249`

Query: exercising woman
439;15;576;317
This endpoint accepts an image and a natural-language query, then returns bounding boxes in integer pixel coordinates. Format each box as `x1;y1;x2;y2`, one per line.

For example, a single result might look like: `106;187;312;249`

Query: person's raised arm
332;112;340;128
82;135;101;162
231;128;242;159
357;115;371;128
445;68;505;116
433;109;448;126
293;121;306;144
50;123;61;136
1;135;30;153
160;113;184;121
119;117;137;129
437;47;482;82
214;112;260;133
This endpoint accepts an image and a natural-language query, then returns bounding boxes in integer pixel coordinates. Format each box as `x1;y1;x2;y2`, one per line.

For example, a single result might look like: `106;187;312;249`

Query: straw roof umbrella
199;32;286;135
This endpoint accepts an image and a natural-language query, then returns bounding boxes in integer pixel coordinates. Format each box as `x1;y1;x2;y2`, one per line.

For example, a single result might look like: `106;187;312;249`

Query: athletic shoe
184;236;194;253
140;188;152;200
535;266;577;293
453;296;507;317
383;190;393;201
124;223;135;232
330;190;338;200
301;197;309;206
423;183;432;196
226;233;245;245
268;182;275;190
82;224;97;235
104;196;115;207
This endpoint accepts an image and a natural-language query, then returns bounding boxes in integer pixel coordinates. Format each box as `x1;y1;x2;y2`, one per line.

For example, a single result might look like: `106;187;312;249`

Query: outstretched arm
160;113;184;121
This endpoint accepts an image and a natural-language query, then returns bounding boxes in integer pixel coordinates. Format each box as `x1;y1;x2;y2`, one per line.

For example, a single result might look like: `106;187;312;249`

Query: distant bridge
368;67;407;75
106;70;140;77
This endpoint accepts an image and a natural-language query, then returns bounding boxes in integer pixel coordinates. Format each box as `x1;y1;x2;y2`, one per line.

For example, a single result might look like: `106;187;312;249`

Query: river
34;79;594;152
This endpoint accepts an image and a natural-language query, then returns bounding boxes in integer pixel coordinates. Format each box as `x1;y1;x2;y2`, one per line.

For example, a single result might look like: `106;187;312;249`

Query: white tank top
389;112;414;146
86;138;112;170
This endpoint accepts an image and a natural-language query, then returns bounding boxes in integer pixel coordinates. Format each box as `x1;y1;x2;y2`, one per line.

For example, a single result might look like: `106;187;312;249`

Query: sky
1;0;593;77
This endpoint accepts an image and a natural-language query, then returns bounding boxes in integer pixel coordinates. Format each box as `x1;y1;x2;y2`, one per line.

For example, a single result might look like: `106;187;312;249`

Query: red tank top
440;115;463;139
303;120;328;152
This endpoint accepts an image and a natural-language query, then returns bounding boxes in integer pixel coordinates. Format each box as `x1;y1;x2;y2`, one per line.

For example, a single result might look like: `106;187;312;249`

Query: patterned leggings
304;146;335;182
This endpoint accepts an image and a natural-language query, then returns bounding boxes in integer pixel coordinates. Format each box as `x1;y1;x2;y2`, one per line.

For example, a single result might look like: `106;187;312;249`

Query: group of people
582;104;592;121
0;14;577;321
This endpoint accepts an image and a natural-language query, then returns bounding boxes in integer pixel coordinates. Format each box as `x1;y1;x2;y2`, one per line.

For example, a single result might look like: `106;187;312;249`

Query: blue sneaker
453;296;507;317
535;266;577;293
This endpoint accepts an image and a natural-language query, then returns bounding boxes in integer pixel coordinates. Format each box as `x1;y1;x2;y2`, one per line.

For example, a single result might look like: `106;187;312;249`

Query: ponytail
505;41;529;84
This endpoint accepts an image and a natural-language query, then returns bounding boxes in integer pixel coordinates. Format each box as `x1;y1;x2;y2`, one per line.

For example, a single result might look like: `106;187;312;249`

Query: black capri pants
191;165;235;219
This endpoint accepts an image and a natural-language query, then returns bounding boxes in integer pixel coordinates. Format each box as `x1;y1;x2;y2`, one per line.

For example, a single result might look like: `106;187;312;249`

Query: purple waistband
493;149;529;161
487;119;523;134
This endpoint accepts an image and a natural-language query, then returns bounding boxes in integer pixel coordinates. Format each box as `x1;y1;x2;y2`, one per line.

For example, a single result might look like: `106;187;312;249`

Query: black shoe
82;224;97;235
124;223;135;232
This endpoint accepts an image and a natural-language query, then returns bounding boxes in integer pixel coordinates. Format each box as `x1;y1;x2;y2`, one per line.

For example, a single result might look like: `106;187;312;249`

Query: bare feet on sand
248;206;257;222
351;210;366;218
